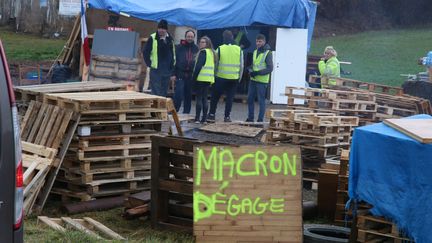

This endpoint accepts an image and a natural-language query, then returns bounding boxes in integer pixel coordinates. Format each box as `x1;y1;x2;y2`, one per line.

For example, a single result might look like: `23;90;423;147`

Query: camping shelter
87;0;317;104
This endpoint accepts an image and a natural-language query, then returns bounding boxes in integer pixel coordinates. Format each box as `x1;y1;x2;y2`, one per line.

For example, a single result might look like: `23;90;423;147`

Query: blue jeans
150;69;170;97
209;78;238;118
247;80;267;122
173;77;192;113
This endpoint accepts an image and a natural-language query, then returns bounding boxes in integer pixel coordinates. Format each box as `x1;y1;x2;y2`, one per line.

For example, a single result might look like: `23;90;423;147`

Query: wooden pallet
308;75;403;96
151;136;209;232
22;142;57;216
20;101;79;215
21;101;74;149
266;129;350;147
357;215;414;243
286;86;376;102
14;81;126;104
52;178;150;201
38;216;125;240
199;123;263;138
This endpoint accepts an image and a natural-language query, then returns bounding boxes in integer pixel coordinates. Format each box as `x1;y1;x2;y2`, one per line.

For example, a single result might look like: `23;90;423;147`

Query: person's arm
174;44;180;78
192;50;206;81
238;50;244;82
143;36;153;67
319;59;339;76
170;37;176;77
215;47;220;74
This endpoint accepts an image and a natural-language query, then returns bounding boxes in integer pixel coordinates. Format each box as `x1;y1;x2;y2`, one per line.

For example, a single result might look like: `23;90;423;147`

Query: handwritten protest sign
193;145;302;242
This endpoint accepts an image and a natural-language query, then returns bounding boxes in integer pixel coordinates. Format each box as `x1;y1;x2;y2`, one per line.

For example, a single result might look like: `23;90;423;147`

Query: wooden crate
151;136;211;232
89;55;142;82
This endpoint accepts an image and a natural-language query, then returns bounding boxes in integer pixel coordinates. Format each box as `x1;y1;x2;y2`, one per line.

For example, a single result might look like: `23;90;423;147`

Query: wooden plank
34;105;54;145
39;106;60;146
22;141;57;159
25;103;47;142
20;101;36;135
384;118;432;143
61;217;102;240
83;217;125;240
200;123;263;138
38;216;66;232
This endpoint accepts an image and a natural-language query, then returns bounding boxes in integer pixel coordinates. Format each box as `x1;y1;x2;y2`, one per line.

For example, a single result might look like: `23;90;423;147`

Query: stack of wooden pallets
286;86;377;125
42;91;168;201
307;76;432;122
266;109;358;182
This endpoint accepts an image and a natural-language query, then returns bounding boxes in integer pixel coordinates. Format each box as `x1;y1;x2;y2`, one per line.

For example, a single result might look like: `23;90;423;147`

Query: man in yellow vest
207;30;244;122
143;19;176;97
232;27;251;50
246;34;273;122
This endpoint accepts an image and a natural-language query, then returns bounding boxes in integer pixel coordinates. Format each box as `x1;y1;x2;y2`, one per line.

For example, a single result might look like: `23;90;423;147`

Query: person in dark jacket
246;34;273;122
207;30;244;122
143;19;176;97
232;27;251;50
192;36;216;123
173;30;199;113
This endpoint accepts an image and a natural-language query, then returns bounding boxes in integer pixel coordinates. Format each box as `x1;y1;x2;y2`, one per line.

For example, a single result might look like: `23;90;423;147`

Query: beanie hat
157;19;168;30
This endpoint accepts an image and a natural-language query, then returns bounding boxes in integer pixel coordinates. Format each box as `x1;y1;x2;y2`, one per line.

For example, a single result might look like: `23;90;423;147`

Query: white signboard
59;0;81;16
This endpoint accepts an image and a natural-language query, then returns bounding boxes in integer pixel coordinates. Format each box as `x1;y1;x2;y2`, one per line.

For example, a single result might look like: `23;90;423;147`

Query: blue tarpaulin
88;0;316;30
349;115;432;243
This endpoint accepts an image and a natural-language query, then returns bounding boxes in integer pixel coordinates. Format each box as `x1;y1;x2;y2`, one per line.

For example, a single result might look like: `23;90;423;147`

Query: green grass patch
310;27;432;86
25;204;193;243
0;27;65;61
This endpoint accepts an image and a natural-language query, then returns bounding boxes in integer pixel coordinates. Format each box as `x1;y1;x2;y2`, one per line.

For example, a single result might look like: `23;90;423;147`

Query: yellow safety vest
196;49;215;84
149;33;176;69
318;56;340;88
251;49;270;83
234;32;244;46
216;44;241;80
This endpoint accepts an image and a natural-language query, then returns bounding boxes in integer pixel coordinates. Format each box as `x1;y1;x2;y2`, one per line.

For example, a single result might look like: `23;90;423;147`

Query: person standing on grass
143;19;176;97
192;36;216;124
318;46;340;88
246;34;273;123
173;30;199;114
207;30;244;123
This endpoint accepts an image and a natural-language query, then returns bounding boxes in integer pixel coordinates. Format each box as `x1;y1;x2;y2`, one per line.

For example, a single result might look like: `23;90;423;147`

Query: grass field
0;27;65;61
310;27;432;86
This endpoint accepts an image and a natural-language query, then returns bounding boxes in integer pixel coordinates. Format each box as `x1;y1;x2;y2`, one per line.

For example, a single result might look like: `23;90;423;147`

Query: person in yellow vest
232;27;251;50
246;34;273;122
143;19;176;96
318;46;340;88
191;36;216;124
207;30;244;123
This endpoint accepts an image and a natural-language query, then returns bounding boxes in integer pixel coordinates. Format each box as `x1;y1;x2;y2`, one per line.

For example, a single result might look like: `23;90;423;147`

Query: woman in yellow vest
318;46;340;88
191;36;216;123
